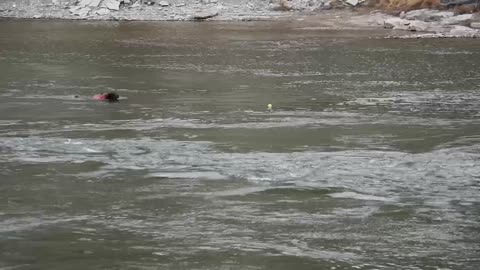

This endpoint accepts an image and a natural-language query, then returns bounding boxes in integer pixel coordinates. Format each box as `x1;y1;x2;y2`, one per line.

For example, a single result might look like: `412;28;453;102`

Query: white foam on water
1;136;478;208
148;171;227;180
0;215;92;233
329;191;396;202
1;109;476;138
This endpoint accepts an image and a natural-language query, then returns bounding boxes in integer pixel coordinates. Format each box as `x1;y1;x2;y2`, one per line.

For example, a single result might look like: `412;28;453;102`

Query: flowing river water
0;20;479;269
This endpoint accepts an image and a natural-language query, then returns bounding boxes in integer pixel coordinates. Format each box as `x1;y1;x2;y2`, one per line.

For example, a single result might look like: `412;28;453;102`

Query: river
0;20;479;269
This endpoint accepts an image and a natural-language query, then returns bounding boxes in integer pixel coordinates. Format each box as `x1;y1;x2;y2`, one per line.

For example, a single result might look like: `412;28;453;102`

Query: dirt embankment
0;0;479;38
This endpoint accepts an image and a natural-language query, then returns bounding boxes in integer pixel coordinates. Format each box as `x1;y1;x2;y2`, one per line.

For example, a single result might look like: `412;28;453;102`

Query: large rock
346;0;359;6
405;9;431;20
441;14;473;25
69;5;81;13
88;0;102;7
384;18;431;32
103;0;120;10
71;6;91;16
95;8;110;15
77;0;101;7
406;20;430;31
384;18;410;30
405;9;454;22
470;22;480;29
193;9;219;20
78;0;94;6
449;25;479;36
159;1;170;6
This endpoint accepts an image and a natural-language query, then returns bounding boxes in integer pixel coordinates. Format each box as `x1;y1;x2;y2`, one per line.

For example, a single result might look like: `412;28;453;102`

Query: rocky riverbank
364;9;480;38
0;0;479;38
0;0;348;21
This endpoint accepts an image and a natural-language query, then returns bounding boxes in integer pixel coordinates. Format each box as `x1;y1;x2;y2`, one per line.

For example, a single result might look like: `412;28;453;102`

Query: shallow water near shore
1;20;480;269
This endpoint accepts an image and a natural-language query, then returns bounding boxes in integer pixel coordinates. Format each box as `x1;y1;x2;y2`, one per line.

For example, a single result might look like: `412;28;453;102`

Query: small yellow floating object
267;104;272;111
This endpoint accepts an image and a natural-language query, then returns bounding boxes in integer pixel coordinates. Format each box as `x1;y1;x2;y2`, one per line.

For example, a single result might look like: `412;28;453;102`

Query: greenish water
0;20;479;270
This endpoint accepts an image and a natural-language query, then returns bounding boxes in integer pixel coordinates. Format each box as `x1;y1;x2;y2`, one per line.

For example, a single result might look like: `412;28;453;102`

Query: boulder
384;18;431;32
76;0;101;7
449;25;479;36
441;14;472;25
321;1;332;10
159;1;170;6
407;20;430;31
103;0;120;10
78;0;94;6
88;0;102;7
69;5;81;12
72;6;91;16
470;22;480;29
346;0;359;6
384;18;410;30
95;8;110;15
193;9;219;20
405;9;454;22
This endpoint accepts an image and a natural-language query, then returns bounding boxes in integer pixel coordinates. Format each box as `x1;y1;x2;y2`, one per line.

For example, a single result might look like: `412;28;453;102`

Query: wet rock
193;9;219;20
441;14;472;25
103;0;120;10
159;1;170;6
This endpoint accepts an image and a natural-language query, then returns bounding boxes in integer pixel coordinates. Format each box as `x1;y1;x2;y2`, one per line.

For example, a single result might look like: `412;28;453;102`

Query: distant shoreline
0;0;479;39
